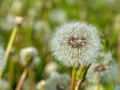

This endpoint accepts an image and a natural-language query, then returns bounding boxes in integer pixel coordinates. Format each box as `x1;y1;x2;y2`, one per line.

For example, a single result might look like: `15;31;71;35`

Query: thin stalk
97;82;100;90
75;65;90;90
16;68;28;90
5;26;18;61
70;67;77;90
0;26;18;78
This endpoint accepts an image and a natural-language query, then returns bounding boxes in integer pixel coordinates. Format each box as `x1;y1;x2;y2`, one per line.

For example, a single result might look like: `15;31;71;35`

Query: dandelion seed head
20;47;39;67
45;73;71;90
0;15;15;31
51;22;100;67
86;52;118;84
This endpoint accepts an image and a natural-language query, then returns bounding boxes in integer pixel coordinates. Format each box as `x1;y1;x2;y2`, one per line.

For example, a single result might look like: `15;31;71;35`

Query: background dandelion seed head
86;52;118;84
45;74;71;90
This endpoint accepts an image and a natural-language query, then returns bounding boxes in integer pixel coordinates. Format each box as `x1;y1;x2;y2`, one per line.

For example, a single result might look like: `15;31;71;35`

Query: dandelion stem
5;26;18;61
16;68;28;90
75;64;90;90
97;82;100;90
70;67;77;90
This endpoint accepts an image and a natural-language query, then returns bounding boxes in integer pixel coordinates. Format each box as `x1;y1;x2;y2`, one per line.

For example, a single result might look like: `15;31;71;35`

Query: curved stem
75;64;90;90
16;68;28;90
5;26;18;61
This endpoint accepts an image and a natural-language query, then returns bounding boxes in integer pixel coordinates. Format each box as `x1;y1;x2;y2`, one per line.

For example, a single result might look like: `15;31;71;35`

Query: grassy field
0;0;120;90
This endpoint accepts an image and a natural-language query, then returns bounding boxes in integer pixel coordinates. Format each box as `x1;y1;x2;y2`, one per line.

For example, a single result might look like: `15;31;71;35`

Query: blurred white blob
0;15;23;31
15;16;23;26
44;62;58;77
49;9;67;24
36;80;46;90
20;47;40;67
10;0;23;14
0;15;15;31
45;73;71;90
114;85;120;90
27;8;37;19
33;20;50;32
33;20;51;42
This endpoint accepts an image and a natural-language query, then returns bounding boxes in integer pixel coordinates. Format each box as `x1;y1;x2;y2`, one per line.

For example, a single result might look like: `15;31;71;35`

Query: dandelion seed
86;52;118;84
51;22;100;67
45;73;71;90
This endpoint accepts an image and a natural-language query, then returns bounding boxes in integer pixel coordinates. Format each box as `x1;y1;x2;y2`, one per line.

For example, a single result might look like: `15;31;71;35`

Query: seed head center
94;64;107;72
68;36;87;48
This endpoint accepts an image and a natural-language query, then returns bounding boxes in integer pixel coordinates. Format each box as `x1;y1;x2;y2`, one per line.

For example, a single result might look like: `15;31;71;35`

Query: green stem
75;64;90;90
70;67;77;90
97;82;100;90
5;26;18;61
0;26;18;78
16;68;28;90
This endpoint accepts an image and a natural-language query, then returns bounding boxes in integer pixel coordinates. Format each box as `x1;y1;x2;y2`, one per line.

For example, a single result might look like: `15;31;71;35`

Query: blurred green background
0;0;120;90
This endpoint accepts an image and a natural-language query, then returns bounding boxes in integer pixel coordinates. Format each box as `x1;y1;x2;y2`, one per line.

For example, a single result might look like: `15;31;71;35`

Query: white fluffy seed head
51;22;100;67
20;47;39;67
45;73;71;90
86;51;118;84
15;16;23;26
